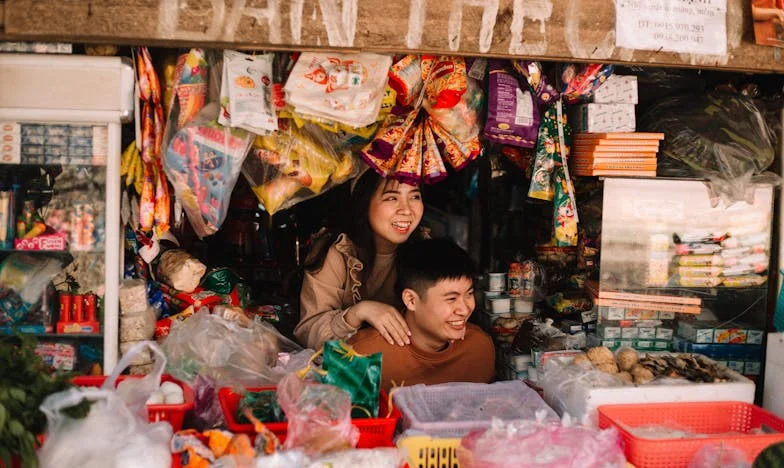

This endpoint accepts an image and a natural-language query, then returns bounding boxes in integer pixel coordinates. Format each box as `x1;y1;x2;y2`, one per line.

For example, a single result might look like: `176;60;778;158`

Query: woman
294;169;425;350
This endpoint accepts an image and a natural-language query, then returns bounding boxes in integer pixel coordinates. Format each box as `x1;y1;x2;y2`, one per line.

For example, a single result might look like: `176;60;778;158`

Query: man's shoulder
348;327;394;353
462;324;495;353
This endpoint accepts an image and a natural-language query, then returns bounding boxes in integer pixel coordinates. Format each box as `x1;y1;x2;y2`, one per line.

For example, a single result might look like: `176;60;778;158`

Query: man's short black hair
395;238;476;299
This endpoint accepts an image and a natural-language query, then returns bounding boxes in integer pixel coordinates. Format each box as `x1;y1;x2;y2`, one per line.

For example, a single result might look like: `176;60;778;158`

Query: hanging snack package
426;74;484;144
220;50;277;135
554;167;578;247
164;103;253;238
421;121;449;183
243;120;358;215
484;60;540;148
528;106;559;201
423;56;468;109
166;49;209;131
388;55;425;107
284;52;392;128
559;63;614;104
512;60;560;106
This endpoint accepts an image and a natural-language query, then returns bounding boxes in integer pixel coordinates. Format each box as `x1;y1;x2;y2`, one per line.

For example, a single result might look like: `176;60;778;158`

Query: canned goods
59;293;72;322
84;294;97;322
508;262;522;298
72;294;84;322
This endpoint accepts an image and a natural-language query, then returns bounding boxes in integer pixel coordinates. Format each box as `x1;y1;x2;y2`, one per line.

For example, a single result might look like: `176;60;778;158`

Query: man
349;238;495;392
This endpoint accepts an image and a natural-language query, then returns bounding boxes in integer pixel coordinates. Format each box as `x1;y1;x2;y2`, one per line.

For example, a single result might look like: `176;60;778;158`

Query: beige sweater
295;234;398;350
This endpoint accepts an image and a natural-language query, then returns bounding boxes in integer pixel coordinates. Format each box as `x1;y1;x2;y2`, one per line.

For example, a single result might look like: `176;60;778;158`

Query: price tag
615;0;727;56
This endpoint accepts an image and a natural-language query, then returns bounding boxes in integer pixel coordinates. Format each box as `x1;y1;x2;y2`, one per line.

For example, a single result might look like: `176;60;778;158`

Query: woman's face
368;179;424;253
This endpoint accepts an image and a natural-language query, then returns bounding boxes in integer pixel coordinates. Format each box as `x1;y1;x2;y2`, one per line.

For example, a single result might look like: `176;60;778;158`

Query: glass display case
0;53;134;373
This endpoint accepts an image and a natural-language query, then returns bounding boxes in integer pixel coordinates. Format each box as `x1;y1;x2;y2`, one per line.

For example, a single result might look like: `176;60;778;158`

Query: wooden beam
3;0;784;73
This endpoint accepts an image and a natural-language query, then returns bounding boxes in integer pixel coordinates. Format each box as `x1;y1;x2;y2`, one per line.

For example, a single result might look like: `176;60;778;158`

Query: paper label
615;0;727;56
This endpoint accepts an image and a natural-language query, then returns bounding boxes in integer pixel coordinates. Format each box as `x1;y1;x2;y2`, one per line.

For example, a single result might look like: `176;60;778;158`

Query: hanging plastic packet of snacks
559;63;614;104
388;55;424;107
553;168;578;246
484;60;540;148
220;50;277;135
511;60;560;105
423;56;468;109
528;106;559;201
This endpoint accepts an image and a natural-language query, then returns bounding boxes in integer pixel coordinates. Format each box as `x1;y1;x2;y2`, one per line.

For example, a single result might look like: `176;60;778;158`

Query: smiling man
349;238;495;392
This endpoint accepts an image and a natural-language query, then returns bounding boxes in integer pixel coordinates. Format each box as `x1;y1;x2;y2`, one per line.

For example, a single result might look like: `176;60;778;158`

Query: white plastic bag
37;387;172;468
163;308;306;387
108;341;168;420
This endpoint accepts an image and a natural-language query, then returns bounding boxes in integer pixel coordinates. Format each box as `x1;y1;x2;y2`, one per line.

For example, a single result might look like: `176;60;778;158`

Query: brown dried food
596;362;619;374
631;364;655;385
617;371;633;383
586;346;615;365
616;348;639;372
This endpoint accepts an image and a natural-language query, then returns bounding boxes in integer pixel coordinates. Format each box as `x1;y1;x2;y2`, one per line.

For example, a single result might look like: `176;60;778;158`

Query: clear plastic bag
457;418;627;468
164;102;253;238
540;358;631;425
640;92;779;204
393;381;559;438
38;341;172;468
688;443;751;468
162;308;305;387
242;119;359;215
109;341;168;419
307;448;404;467
276;373;359;457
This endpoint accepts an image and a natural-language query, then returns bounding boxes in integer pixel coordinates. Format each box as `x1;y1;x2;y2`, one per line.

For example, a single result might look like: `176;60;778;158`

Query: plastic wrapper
559;64;614;104
242;120;358;214
38;341;172;468
192;374;227;429
483;60;539;148
155;248;207;293
528;103;570;201
688;444;750;468
457;418;627;468
318;340;382;419
640;93;779;204
423;56;468;109
284;52;392;128
425;73;483;144
540;358;631;424
164;103;253;238
276;373;359;457
388;55;424;107
219;49;277;135
512;318;568;354
165;48;209;139
553;168;577;247
162;308;306;387
0;253;63;324
308;448;404;467
393;381;559;438
38;387;172;468
511;60;560;105
120;306;157;342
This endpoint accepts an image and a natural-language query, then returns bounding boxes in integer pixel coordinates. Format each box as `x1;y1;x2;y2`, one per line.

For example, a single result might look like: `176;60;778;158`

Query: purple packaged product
483;61;539;148
511;60;560;105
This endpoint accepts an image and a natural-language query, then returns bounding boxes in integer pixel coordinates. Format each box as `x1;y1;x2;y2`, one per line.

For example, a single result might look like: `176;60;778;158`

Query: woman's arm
294;247;358;350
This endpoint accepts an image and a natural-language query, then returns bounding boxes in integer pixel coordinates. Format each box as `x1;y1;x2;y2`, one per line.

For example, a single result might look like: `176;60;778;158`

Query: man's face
408;277;476;345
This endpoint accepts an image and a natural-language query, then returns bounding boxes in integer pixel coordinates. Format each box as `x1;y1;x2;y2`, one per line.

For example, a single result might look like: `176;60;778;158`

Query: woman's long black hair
304;169;423;280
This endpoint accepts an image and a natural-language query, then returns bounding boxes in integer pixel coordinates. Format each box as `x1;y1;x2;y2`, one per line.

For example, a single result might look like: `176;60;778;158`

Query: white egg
159;381;183;397
146;390;165;405
163;392;185;405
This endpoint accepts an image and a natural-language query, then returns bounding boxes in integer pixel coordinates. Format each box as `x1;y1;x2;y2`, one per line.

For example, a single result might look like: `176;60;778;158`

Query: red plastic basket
218;386;399;448
598;401;784;467
73;374;194;432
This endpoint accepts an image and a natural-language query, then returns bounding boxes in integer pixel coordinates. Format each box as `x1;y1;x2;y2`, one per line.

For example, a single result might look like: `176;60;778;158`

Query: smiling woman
294;169;425;350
